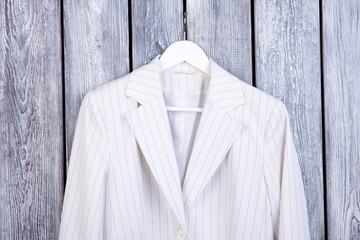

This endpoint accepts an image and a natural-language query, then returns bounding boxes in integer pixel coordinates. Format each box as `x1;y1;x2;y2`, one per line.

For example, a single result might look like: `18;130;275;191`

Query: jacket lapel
124;55;188;232
124;54;246;229
181;60;246;211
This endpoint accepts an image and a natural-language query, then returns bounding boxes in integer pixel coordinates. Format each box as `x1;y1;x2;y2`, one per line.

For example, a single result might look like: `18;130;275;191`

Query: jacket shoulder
235;79;290;134
81;73;132;120
238;79;285;111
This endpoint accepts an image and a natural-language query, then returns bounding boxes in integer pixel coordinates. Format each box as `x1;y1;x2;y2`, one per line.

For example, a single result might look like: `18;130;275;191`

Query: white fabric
59;54;311;240
161;64;209;185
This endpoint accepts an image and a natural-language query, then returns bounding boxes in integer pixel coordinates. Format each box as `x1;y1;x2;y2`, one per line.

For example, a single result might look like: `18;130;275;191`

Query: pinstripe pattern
59;54;310;239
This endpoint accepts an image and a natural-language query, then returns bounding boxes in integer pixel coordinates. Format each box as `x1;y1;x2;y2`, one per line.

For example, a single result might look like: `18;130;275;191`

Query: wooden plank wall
254;1;324;239
63;0;130;170
0;1;63;239
323;1;360;239
0;0;359;239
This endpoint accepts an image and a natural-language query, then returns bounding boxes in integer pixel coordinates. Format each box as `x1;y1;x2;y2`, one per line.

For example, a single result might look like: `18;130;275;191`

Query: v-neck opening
158;61;211;187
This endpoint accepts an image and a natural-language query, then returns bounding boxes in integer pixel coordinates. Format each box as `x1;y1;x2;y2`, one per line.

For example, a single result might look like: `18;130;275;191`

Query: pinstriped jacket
59;54;311;239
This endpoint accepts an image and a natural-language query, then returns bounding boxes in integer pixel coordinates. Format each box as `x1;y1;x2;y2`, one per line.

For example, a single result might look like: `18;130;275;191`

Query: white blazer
59;54;310;240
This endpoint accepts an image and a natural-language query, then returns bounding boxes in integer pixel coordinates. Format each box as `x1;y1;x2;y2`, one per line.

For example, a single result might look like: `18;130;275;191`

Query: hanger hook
183;11;187;40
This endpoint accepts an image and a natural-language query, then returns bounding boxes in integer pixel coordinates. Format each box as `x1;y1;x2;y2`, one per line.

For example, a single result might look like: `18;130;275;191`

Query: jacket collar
124;54;246;232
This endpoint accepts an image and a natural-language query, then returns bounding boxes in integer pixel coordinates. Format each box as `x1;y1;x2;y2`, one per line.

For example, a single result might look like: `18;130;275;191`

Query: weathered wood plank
131;0;184;67
254;0;324;239
63;0;129;171
186;0;252;84
323;0;360;239
0;0;63;239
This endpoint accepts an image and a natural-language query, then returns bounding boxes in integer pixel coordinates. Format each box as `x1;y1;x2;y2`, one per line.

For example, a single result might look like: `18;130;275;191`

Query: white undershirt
160;62;210;187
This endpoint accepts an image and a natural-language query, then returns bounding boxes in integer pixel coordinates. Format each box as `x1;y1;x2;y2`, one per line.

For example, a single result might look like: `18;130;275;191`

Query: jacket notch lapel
181;62;246;212
124;53;247;228
181;102;244;211
124;57;188;232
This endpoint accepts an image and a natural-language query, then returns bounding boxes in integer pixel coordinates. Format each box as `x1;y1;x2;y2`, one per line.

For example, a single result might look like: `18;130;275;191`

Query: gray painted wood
0;0;63;239
254;0;324;239
131;0;184;67
186;0;252;84
63;0;130;171
323;0;360;239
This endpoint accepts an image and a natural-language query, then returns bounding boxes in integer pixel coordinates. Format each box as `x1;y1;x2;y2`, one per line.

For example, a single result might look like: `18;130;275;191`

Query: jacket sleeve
59;91;109;240
263;100;311;240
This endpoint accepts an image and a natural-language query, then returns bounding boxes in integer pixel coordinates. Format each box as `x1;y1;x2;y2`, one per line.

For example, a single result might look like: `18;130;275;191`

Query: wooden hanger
158;40;211;112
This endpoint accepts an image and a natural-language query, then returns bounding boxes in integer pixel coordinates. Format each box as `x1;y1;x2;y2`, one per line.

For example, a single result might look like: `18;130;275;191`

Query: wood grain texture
0;0;63;239
323;0;360;239
254;0;324;239
186;0;252;84
63;0;129;171
131;0;184;67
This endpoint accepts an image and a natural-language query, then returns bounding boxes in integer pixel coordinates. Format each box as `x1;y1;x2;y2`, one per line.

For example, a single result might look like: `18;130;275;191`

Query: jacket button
176;230;187;240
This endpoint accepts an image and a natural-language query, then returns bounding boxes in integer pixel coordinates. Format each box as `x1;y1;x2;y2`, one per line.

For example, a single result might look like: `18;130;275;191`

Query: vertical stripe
116;81;144;239
109;85;135;238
